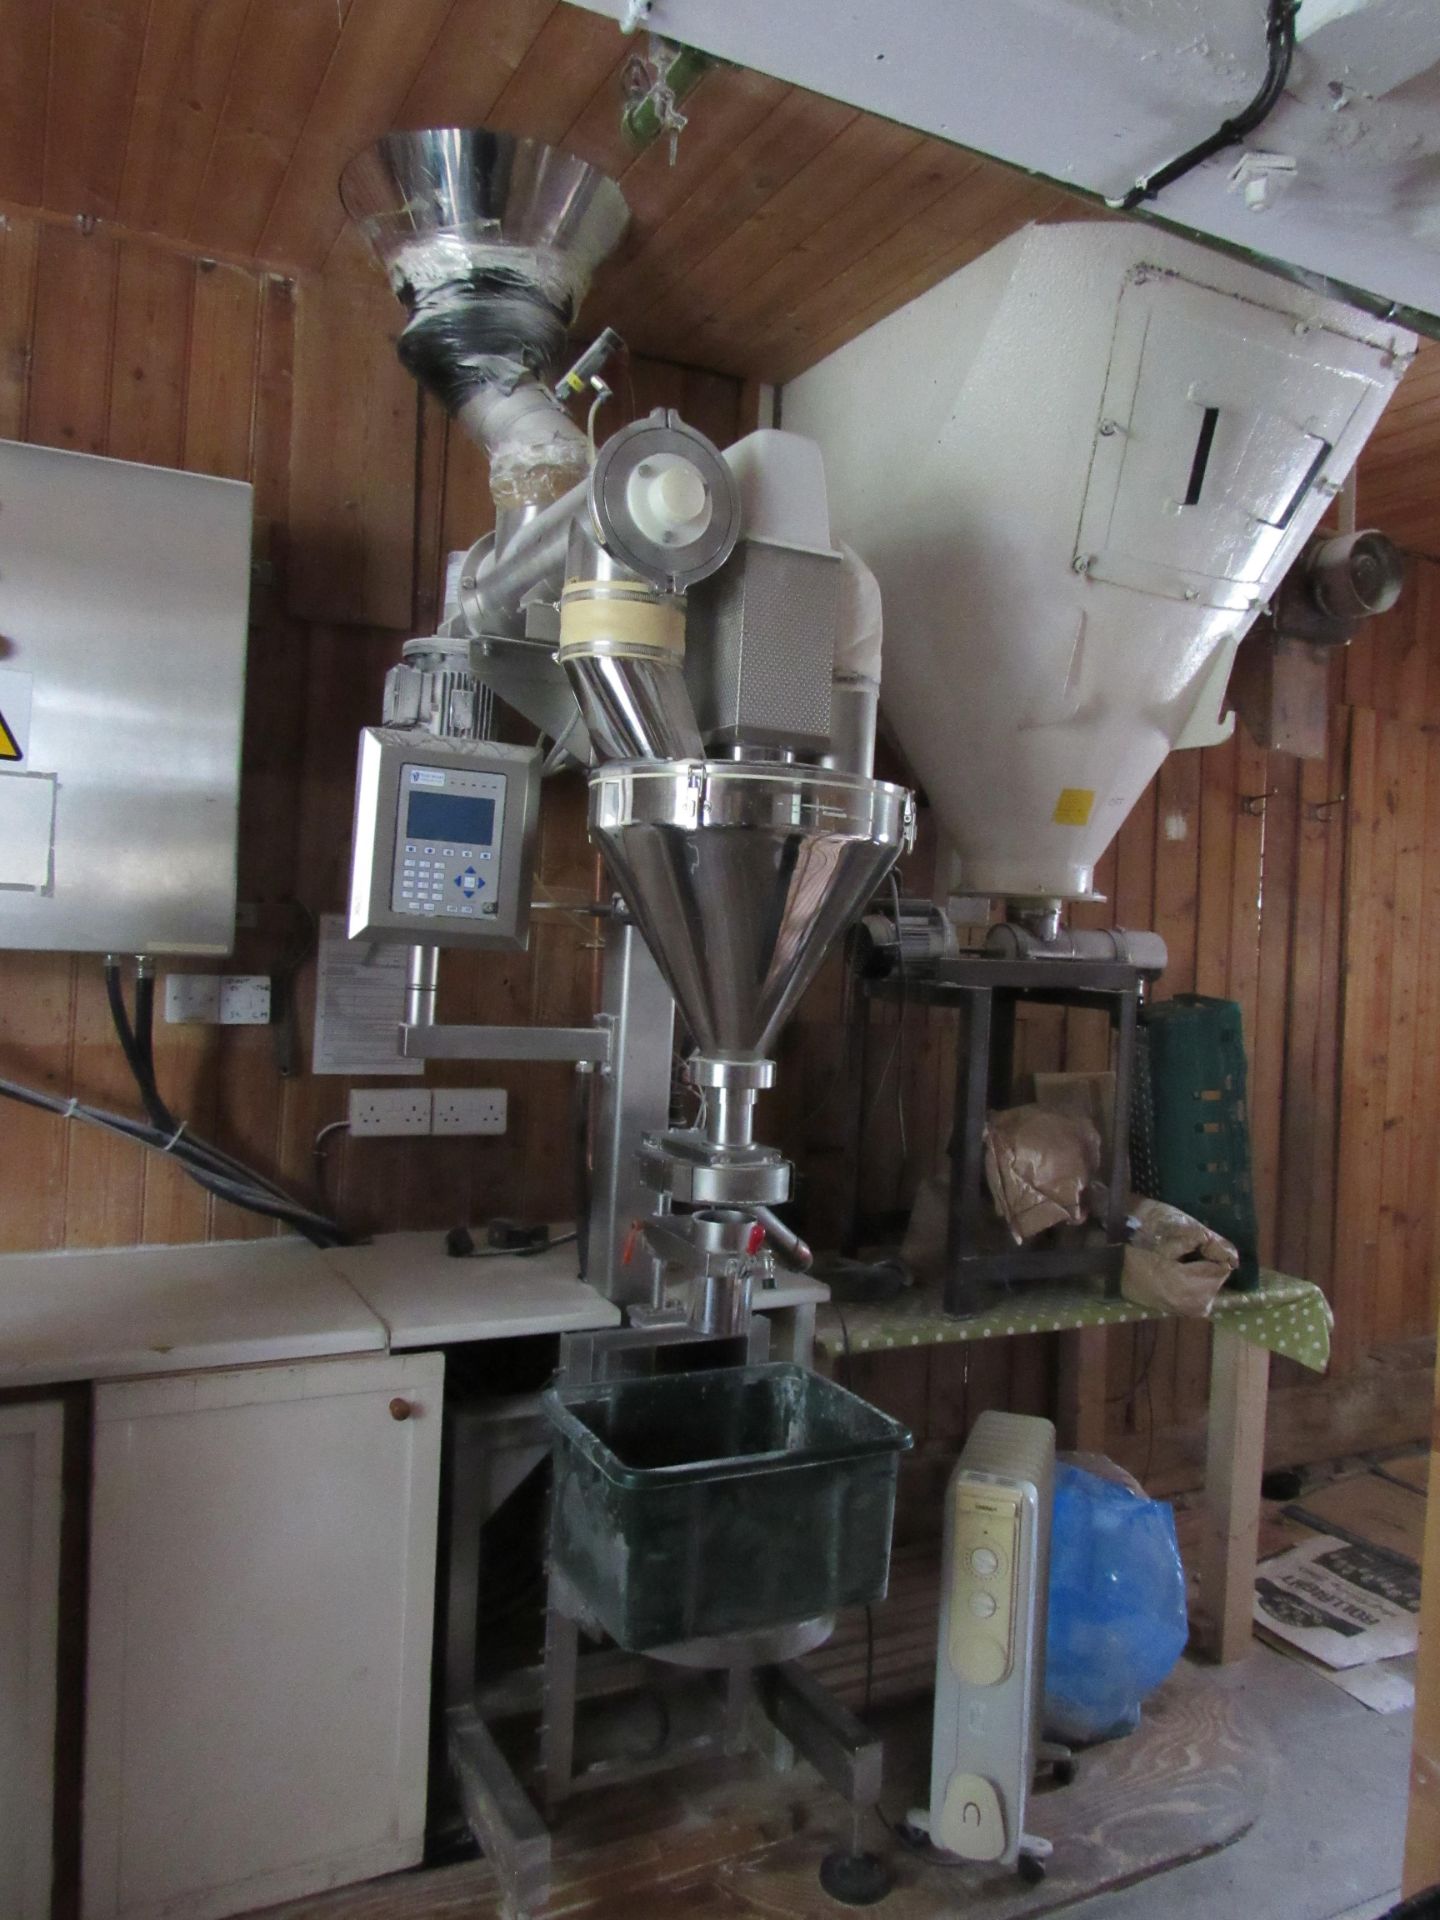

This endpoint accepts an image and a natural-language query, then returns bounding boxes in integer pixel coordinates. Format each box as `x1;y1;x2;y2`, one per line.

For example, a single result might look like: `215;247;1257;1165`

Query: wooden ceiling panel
596;86;862;360
255;0;459;269
394;0;555;133
483;4;627;152
2;0;1436;557
593;62;791;240
0;0;1088;384
185;0;354;257
44;0;150;219
116;0;252;237
0;0;52;209
1359;341;1440;560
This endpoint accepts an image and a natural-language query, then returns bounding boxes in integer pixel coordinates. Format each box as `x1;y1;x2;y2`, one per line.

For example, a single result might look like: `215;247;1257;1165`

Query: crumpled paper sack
983;1104;1101;1244
1122;1197;1238;1316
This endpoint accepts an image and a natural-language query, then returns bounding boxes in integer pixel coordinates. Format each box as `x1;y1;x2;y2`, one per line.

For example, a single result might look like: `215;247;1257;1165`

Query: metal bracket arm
398;1022;613;1063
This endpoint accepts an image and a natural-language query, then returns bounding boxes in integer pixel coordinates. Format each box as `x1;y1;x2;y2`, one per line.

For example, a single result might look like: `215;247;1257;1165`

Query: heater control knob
970;1546;1001;1578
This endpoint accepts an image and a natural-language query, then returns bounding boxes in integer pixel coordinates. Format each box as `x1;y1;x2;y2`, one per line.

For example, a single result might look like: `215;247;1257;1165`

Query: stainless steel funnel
340;127;628;316
340;128;628;498
590;761;914;1063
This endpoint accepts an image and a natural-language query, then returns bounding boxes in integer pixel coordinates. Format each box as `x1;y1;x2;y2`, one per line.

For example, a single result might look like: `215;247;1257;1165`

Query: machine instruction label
312;914;424;1076
1052;787;1095;826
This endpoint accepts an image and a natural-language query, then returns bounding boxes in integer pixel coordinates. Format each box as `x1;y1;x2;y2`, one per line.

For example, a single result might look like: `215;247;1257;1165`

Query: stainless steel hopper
590;760;913;1065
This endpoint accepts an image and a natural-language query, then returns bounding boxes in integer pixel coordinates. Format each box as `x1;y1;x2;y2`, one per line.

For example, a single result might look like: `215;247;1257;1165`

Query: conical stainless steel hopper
590;761;914;1064
340;127;629;318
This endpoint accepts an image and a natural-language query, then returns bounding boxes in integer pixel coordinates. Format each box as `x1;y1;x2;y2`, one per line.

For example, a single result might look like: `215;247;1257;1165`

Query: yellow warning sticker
0;710;20;762
1052;787;1095;827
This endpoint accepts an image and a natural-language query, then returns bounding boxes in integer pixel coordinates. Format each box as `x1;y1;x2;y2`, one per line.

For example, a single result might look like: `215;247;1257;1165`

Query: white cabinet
0;1400;63;1920
83;1352;444;1920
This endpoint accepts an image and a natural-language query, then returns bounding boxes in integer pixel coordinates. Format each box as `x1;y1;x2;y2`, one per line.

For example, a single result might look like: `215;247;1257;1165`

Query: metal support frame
871;955;1143;1316
588;922;676;1305
758;1662;885;1811
400;1022;611;1062
541;1570;884;1818
439;1311;873;1917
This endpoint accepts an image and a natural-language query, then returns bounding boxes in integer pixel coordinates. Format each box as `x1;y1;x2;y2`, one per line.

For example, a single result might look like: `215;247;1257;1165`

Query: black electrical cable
105;963;300;1206
92;959;350;1245
1118;0;1298;212
0;1075;348;1240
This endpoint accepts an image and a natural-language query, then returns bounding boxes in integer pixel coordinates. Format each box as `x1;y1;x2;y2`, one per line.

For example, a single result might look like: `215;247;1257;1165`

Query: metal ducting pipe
984;921;1169;972
557;523;703;763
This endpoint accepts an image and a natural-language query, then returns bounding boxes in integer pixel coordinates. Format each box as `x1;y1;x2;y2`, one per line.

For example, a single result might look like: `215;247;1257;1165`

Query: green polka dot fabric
814;1269;1332;1373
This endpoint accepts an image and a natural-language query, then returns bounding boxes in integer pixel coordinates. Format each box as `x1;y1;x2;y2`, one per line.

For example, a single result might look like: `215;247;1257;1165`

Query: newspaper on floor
1253;1533;1419;1670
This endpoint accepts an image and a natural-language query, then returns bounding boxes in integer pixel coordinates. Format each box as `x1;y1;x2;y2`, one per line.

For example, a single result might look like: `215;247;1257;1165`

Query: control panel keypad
391;765;508;920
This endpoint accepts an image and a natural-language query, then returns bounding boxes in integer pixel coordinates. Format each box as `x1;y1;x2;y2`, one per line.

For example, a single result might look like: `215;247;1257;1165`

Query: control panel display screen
405;790;495;846
392;762;509;924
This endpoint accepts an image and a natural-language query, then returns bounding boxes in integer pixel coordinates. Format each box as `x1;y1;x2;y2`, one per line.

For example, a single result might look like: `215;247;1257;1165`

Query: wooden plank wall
0;208;739;1254
0;201;1434;1483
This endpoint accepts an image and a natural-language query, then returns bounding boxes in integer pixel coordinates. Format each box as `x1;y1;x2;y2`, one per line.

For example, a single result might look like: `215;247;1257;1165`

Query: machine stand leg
819;1846;895;1906
757;1663;892;1905
446;1705;552;1919
1197;1327;1270;1662
541;1596;581;1811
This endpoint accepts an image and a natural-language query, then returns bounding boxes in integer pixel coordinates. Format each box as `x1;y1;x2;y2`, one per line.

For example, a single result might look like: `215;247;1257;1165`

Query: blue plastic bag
1044;1460;1188;1745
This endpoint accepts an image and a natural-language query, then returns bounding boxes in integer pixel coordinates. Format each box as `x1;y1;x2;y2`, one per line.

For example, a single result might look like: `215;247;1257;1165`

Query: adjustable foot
819;1848;894;1905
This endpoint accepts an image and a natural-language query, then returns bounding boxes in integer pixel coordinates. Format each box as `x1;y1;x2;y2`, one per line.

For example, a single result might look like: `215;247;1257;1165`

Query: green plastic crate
1131;994;1260;1291
544;1363;912;1652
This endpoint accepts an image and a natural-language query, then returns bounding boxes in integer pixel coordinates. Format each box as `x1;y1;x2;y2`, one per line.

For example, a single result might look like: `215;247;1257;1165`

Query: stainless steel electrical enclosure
0;439;252;956
348;729;541;950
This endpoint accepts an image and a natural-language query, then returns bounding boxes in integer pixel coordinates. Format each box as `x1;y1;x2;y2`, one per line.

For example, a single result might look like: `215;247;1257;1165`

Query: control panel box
348;729;540;951
0;438;251;956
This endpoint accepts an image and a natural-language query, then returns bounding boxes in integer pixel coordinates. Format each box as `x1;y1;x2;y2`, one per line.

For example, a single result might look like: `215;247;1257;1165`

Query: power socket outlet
432;1089;508;1136
218;975;271;1025
165;973;271;1025
348;1088;433;1136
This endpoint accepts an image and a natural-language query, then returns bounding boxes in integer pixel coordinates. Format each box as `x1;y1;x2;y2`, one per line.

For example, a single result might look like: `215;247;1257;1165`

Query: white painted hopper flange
783;222;1415;905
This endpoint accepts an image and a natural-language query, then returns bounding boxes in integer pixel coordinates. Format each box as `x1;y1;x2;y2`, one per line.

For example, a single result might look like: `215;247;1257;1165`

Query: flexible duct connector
457;377;588;512
381;239;589;507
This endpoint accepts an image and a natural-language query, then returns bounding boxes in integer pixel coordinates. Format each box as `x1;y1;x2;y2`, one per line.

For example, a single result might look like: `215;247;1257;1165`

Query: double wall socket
433;1089;507;1135
164;974;272;1025
348;1089;432;1137
347;1087;508;1138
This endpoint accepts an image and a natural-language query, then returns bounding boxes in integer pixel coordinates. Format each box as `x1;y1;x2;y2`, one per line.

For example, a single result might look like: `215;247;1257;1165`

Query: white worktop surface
0;1238;387;1389
323;1233;623;1349
0;1231;824;1387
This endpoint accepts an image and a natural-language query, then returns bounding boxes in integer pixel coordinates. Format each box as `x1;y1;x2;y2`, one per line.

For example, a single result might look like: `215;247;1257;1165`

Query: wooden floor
253;1447;1429;1920
258;1663;1258;1920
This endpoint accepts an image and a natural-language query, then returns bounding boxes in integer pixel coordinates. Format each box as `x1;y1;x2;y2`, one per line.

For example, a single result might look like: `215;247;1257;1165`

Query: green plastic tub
544;1362;912;1653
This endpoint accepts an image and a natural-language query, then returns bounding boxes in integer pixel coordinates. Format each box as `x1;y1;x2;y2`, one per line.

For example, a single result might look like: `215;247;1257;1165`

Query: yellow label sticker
0;710;21;761
1052;787;1095;827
